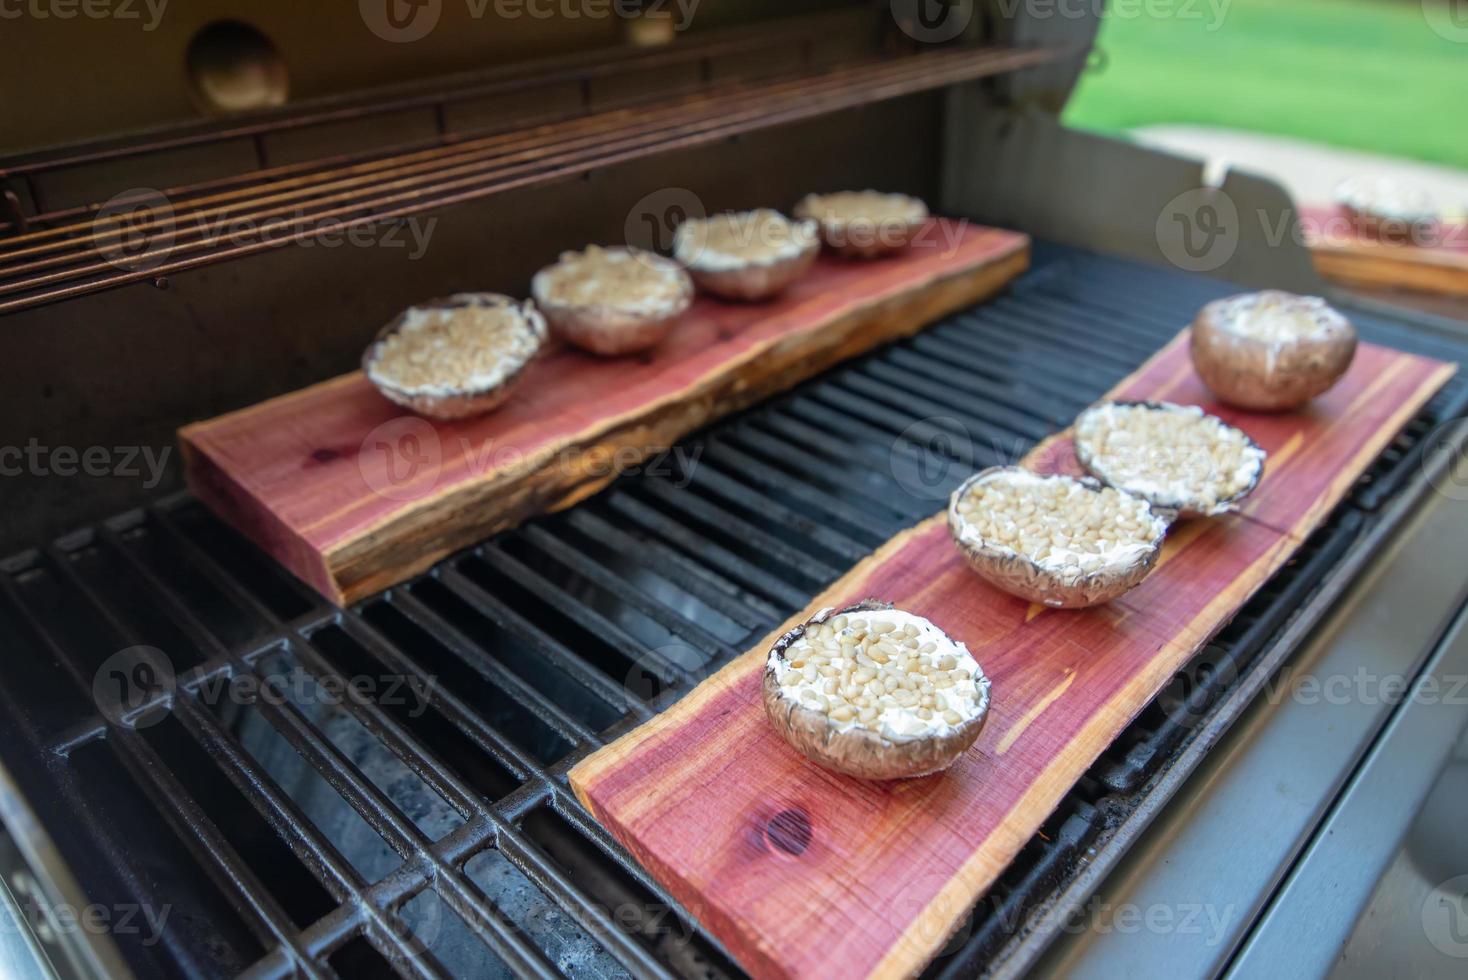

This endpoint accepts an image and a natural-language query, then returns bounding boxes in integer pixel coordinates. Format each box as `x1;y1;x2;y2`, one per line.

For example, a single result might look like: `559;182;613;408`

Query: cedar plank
570;332;1453;979
180;220;1028;604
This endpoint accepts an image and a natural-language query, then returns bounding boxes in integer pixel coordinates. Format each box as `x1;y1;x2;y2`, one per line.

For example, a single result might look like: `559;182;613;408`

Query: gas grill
3;3;1467;979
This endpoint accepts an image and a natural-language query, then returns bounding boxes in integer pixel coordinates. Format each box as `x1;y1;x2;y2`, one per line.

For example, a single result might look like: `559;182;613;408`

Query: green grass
1063;0;1468;169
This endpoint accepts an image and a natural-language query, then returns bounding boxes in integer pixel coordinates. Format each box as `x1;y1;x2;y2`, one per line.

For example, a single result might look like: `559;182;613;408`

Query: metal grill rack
0;29;1073;315
1;243;1465;979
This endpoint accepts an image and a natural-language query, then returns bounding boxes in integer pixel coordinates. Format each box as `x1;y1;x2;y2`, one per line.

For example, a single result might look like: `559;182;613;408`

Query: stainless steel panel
1023;448;1468;979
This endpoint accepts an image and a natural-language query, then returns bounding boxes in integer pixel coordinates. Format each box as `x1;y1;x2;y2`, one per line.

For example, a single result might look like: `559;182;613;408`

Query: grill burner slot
2;244;1465;978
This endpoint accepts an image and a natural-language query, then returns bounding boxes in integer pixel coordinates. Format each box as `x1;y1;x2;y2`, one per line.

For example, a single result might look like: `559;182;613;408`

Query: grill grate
2;243;1465;979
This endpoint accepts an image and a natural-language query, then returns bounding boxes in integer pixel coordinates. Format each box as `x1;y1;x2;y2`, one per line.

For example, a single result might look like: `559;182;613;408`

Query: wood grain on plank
570;330;1453;980
180;220;1028;605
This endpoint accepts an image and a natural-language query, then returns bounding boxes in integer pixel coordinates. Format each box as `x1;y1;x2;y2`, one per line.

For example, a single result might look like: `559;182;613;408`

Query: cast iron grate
1;243;1464;979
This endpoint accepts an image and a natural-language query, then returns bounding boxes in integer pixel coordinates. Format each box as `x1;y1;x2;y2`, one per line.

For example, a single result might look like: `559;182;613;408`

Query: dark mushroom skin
1190;292;1357;412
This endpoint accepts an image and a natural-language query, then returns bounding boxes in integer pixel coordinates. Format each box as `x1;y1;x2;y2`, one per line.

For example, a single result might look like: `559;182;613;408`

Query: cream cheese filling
770;608;988;741
951;469;1164;582
366;297;543;398
673;209;817;271
1077;403;1265;511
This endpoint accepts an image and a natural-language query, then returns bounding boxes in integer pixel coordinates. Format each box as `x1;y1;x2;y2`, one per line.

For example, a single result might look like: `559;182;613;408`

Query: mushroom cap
793;190;928;259
1074;401;1266;519
1190;291;1357;412
1335;175;1440;242
673;210;820;301
761;601;992;780
531;246;693;357
946;467;1167;609
362;293;546;420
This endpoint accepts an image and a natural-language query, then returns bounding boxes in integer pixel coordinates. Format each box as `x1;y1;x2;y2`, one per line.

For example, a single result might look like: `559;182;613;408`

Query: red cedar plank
570;333;1454;980
1300;203;1468;298
180;220;1027;604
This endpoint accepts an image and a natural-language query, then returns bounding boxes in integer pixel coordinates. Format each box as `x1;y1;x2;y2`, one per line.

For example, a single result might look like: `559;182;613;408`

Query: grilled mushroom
948;467;1168;608
762;601;992;780
1190;291;1357;412
673;209;819;301
1074;401;1266;518
531;245;693;356
793;190;928;258
1335;174;1439;242
363;293;546;420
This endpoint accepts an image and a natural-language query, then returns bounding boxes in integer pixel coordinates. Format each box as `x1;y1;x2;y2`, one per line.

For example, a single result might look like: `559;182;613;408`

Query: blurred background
1065;0;1468;206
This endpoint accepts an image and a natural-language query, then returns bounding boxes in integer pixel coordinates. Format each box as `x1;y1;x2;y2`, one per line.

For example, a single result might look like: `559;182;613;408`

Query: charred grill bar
1;246;1465;978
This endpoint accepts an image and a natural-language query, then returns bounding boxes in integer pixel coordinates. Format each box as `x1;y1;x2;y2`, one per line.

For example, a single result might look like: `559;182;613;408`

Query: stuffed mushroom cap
1074;401;1266;519
793;190;928;259
1335;175;1439;242
531;245;693;356
762;600;991;780
673;209;819;301
947;467;1168;608
1190;291;1357;411
363;293;546;419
